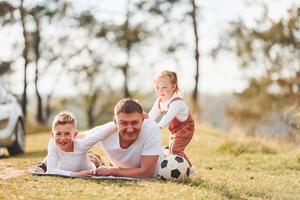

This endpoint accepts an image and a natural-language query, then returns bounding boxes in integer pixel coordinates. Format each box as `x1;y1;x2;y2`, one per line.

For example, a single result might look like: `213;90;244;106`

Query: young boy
46;111;116;177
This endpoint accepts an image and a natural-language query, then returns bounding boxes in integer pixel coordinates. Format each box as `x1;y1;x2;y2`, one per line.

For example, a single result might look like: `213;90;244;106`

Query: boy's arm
77;122;117;150
95;155;159;177
75;132;86;139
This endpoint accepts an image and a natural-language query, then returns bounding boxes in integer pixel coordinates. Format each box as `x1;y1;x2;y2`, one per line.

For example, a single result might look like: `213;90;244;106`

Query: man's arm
95;155;159;177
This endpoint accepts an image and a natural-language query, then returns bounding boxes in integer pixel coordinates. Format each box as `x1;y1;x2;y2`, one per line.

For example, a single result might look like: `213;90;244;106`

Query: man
35;98;164;178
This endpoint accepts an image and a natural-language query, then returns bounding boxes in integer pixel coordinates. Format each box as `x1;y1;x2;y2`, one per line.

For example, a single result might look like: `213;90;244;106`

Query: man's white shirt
96;119;164;177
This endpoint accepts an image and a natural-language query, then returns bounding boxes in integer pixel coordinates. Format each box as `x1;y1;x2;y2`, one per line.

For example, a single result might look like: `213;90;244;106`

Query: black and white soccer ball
159;155;190;181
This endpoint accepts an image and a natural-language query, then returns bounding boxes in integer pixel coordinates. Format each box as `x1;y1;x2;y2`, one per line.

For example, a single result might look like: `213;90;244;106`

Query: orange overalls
158;97;195;166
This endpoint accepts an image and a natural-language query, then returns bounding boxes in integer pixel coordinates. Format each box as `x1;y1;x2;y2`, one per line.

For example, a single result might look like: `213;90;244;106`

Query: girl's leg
170;135;193;167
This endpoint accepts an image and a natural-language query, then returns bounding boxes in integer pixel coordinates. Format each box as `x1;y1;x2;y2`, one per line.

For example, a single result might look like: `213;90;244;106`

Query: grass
217;140;277;156
0;124;300;200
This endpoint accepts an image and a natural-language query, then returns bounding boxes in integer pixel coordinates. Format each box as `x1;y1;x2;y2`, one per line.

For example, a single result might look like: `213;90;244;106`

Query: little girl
148;70;195;170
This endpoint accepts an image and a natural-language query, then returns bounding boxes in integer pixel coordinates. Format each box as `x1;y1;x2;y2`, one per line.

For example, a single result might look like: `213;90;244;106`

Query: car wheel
7;119;25;155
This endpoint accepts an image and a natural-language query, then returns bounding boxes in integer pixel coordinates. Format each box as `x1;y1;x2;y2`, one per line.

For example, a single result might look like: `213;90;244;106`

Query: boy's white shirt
148;93;189;128
96;119;164;177
46;122;116;176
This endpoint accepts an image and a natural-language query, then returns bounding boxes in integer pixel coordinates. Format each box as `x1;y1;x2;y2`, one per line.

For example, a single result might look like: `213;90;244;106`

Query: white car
0;82;25;155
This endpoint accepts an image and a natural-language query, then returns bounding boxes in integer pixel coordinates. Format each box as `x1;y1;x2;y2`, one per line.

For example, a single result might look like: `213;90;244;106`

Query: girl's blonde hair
155;70;180;93
52;111;77;132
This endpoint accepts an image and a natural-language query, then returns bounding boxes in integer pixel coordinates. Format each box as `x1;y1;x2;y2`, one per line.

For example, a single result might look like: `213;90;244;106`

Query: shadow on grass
155;177;247;200
91;179;142;187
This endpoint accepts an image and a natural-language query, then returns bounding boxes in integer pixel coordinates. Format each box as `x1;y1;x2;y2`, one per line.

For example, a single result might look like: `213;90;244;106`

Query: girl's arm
148;100;161;121
158;101;185;128
77;122;117;150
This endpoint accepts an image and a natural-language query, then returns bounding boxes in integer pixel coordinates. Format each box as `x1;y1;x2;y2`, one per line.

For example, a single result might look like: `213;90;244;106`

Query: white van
0;81;25;155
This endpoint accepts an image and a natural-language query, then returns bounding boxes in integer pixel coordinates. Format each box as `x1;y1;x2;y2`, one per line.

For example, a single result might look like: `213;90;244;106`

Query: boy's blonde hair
52;111;77;132
155;70;179;93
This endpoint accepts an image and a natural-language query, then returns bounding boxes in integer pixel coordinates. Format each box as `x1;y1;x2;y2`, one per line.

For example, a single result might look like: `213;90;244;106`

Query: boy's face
114;112;144;146
52;123;77;152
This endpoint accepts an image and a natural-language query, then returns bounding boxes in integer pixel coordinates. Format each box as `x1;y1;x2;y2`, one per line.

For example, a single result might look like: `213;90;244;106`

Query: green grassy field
0;124;299;200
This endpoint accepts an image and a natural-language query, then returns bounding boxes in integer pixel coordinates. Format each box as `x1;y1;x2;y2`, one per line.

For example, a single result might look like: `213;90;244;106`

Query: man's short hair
52;111;77;131
114;98;143;115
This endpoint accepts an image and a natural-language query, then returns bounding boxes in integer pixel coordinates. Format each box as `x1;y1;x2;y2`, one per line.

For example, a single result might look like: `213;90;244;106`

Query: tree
98;0;151;98
0;1;29;115
214;4;300;135
138;0;202;116
191;0;201;116
19;0;29;117
30;7;43;122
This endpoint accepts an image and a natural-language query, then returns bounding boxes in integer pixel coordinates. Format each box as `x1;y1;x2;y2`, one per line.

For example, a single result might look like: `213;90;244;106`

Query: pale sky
0;0;299;97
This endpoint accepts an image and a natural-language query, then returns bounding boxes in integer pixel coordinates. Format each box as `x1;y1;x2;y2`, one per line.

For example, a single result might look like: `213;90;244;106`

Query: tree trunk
191;0;201;117
123;0;131;98
86;92;98;127
33;14;44;123
122;63;130;98
20;0;29;117
45;94;52;122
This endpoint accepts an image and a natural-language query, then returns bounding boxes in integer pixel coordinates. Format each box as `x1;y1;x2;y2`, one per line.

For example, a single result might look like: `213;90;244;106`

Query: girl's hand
143;112;149;119
71;170;93;177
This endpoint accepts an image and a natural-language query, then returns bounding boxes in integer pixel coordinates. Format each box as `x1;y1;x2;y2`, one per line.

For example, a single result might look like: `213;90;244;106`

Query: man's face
52;123;77;152
115;112;144;146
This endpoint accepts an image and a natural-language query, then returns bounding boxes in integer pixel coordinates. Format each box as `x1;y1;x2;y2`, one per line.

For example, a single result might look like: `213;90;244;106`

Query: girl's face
154;77;176;101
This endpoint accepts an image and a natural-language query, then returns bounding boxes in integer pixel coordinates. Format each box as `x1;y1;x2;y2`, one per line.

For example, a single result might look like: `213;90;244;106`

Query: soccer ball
159;155;190;181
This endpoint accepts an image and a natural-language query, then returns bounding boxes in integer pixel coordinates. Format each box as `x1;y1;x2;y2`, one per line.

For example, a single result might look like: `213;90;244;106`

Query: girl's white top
46;122;116;176
148;93;189;128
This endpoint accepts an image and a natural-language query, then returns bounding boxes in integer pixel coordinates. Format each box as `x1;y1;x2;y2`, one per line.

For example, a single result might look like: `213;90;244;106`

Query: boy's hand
71;170;93;177
28;166;45;174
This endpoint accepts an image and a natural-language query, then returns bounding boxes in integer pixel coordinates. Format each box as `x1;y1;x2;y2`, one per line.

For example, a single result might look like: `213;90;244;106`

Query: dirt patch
0;162;25;180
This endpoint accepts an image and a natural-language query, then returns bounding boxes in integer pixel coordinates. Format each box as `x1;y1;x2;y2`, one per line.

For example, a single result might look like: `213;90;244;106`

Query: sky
0;0;299;97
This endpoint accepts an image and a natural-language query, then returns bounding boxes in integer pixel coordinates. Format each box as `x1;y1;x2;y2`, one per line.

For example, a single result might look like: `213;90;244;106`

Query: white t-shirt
96;119;164;177
46;122;116;176
148;94;189;128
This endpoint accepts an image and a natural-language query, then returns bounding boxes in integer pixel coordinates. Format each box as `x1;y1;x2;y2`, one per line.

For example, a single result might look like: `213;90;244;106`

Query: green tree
98;0;151;98
214;5;300;135
0;0;30;116
138;0;202;116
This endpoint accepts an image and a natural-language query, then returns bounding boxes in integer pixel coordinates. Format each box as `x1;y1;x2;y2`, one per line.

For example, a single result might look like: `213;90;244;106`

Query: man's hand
95;166;115;176
71;170;93;177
